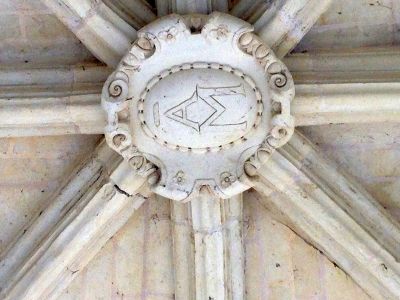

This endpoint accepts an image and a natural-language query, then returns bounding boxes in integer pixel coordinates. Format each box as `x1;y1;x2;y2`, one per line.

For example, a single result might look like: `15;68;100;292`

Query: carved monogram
162;85;247;133
137;62;263;153
101;13;295;201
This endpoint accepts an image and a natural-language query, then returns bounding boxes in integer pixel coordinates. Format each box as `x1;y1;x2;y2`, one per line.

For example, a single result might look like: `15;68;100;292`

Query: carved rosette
101;13;295;201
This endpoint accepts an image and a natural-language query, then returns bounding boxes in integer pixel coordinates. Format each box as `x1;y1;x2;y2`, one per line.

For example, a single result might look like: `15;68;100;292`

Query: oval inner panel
142;68;259;149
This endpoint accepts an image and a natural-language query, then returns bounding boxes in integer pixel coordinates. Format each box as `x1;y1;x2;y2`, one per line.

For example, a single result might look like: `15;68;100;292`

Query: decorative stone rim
236;31;296;176
137;62;264;154
101;12;296;200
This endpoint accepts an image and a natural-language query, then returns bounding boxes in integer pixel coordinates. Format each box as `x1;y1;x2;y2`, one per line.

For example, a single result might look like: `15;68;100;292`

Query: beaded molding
137;62;264;154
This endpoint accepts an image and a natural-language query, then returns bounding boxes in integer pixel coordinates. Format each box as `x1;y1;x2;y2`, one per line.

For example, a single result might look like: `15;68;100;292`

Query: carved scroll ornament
102;13;295;201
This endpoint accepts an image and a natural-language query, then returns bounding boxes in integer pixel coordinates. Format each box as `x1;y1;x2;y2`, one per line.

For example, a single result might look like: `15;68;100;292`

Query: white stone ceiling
0;0;97;66
0;0;399;299
294;0;400;51
300;123;400;222
0;135;100;254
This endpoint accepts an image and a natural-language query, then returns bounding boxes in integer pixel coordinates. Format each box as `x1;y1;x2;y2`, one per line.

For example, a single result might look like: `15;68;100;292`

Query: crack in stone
114;184;131;197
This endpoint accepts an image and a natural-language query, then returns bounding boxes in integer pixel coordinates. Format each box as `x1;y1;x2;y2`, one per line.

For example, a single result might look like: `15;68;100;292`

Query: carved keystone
101;13;295;201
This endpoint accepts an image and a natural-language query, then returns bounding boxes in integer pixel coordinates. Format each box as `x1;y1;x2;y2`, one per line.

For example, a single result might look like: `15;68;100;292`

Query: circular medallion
138;63;263;152
101;13;295;201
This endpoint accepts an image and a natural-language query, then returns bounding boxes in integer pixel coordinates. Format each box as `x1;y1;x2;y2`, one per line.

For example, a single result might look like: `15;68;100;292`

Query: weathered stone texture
295;0;400;51
300;124;400;222
57;192;371;299
0;1;399;299
0;0;96;65
0;135;101;254
244;191;371;300
59;195;175;300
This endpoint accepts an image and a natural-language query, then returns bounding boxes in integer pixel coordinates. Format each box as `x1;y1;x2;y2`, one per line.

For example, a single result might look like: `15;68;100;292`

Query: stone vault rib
171;192;244;300
42;0;137;67
0;64;111;98
156;0;229;16
0;64;109;137
251;131;400;300
292;82;400;126
102;0;157;30
254;0;333;59
5;33;399;137
0;94;105;137
2;80;400;137
230;0;285;25
0;141;148;300
285;47;400;84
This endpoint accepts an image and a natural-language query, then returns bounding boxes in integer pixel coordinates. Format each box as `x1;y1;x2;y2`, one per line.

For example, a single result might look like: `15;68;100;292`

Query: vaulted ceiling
0;1;399;299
